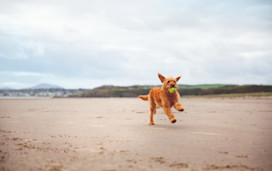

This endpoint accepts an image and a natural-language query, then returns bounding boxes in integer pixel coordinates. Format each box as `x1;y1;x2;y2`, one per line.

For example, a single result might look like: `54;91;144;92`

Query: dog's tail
138;95;148;101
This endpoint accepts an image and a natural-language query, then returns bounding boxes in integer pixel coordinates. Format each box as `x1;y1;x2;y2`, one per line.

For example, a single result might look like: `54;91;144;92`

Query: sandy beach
0;97;272;171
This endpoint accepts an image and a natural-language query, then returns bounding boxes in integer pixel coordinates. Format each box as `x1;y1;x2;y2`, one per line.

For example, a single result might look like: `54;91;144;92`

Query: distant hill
69;84;272;98
0;87;13;90
180;84;227;90
30;83;64;89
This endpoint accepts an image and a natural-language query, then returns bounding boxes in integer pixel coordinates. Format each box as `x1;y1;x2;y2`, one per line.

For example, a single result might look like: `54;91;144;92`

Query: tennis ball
168;87;176;93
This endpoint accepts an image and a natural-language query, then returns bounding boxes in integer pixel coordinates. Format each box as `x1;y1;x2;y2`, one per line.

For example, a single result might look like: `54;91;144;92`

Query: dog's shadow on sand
148;124;185;130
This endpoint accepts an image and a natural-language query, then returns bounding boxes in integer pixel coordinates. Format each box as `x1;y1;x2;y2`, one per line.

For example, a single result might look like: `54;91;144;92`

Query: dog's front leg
163;107;176;123
174;102;184;112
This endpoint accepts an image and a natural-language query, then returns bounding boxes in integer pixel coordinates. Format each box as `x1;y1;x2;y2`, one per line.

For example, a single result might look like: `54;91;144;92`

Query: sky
0;0;272;89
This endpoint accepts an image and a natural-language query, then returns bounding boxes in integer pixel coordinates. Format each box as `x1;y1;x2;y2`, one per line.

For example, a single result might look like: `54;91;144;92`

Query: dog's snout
171;84;175;88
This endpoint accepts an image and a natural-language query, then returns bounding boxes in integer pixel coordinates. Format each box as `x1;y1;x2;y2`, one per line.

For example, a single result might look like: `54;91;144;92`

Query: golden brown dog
138;73;184;125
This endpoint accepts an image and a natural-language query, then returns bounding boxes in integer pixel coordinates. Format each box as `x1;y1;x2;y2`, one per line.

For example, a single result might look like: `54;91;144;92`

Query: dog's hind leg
149;97;156;125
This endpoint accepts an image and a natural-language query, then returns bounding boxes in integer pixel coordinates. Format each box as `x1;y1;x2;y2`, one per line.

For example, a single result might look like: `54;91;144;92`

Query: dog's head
158;73;181;92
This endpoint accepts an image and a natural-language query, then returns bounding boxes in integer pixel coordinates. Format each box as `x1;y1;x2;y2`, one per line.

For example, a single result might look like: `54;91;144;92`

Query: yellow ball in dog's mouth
168;87;176;93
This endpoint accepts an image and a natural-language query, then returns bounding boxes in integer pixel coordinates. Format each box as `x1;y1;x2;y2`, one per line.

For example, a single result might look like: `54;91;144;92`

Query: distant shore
1;84;272;98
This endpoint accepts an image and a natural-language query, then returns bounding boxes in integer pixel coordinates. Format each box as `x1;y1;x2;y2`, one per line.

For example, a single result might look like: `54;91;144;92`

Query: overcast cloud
0;0;271;89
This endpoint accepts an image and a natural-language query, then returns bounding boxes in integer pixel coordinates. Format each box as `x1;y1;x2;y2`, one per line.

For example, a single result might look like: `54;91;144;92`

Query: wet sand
0;97;272;171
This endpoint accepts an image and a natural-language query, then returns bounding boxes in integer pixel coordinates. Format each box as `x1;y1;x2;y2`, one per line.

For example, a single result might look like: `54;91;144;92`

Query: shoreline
1;91;272;99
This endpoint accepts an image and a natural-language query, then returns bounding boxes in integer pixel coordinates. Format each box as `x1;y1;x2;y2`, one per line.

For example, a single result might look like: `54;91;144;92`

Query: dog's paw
170;118;177;123
178;107;184;112
149;121;155;125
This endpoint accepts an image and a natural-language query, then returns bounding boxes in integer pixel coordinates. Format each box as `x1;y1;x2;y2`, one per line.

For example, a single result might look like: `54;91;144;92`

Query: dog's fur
138;73;184;125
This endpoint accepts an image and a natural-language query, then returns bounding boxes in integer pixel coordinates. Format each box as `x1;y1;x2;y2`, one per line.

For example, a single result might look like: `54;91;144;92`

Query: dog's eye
167;81;170;83
174;81;176;83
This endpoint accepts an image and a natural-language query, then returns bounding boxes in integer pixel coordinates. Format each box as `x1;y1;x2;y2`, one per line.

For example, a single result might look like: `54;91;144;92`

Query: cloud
0;0;272;88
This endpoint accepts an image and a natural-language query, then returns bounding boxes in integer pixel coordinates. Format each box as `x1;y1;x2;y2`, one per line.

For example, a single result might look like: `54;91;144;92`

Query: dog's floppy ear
158;73;165;83
176;76;182;82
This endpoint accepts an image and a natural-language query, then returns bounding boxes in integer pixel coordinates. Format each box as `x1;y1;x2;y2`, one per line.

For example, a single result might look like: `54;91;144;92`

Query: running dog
138;73;184;125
